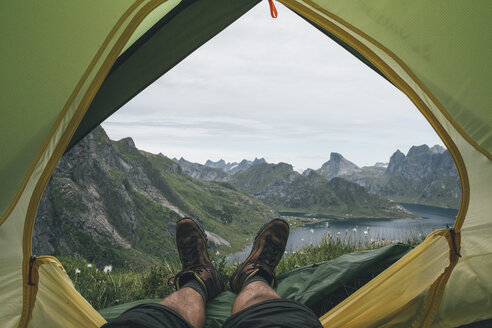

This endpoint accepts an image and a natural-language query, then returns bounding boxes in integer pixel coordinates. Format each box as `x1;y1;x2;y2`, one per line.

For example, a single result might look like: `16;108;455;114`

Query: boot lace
256;235;283;265
171;237;207;289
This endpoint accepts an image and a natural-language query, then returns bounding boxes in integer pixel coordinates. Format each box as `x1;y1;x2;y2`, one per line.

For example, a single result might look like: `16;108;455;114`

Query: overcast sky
102;2;443;172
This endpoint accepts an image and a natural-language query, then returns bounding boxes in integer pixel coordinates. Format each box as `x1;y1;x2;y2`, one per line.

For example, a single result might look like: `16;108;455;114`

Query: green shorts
102;299;323;328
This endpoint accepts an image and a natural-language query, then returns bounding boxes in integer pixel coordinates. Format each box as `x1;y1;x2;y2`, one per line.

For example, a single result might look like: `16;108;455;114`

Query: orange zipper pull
268;0;278;18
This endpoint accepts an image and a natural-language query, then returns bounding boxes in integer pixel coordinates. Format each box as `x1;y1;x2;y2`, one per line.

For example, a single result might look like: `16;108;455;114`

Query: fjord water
228;203;458;263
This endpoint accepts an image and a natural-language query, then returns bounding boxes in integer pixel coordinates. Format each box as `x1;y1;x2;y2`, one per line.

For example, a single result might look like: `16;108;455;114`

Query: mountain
172;157;230;182
230;163;412;218
205;158;266;174
33;127;276;268
340;145;460;208
315;153;361;179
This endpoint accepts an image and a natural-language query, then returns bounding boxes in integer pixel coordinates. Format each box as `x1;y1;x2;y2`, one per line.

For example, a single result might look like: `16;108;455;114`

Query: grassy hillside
34;127;277;269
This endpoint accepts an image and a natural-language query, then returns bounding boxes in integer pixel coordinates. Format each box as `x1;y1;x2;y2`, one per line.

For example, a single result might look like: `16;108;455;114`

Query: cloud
102;2;443;170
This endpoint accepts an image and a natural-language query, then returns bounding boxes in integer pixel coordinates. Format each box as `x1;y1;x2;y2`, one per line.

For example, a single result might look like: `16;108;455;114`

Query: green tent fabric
99;244;413;326
66;0;261;152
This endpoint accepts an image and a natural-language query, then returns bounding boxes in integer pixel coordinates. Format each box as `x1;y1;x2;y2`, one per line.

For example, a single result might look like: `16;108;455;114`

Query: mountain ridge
196;145;460;209
33;127;276;268
229;162;412;218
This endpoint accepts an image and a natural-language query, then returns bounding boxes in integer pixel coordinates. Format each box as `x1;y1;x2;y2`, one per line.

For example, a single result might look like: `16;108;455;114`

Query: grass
61;230;423;312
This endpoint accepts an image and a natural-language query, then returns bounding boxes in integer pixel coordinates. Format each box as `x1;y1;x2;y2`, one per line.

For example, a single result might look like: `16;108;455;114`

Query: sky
102;2;444;172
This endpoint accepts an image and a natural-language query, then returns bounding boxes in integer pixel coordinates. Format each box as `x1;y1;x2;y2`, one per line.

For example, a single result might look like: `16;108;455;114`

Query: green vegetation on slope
143;151;277;251
231;163;413;218
34;127;277;269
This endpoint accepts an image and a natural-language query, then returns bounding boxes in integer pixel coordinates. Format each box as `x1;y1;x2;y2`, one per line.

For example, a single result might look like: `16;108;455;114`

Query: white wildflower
87;263;92;268
337;232;341;236
216;251;220;256
300;238;304;242
75;268;81;275
364;230;368;236
103;265;112;274
353;228;357;232
310;229;314;234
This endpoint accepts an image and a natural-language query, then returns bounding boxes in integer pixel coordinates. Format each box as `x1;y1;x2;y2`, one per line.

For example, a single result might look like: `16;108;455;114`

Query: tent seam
17;0;145;325
18;1;174;326
0;1;141;227
277;0;470;232
410;231;460;327
288;0;471;231
276;1;469;326
299;0;492;163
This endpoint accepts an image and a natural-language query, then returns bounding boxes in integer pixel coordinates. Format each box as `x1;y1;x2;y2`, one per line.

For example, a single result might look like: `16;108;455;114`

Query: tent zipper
28;255;36;286
20;255;38;328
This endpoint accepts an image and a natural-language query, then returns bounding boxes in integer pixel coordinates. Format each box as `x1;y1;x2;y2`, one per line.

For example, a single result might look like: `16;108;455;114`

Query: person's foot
230;218;289;293
173;217;224;300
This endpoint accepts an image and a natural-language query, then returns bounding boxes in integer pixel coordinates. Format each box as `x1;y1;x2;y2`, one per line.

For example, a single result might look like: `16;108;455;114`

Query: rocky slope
230;163;412;218
33;127;276;268
172;157;230;181
315;153;361;180
339;145;460;208
204;158;266;174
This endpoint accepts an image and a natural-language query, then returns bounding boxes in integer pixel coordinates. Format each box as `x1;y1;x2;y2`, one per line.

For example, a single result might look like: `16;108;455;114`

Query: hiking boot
173;217;224;300
230;218;289;293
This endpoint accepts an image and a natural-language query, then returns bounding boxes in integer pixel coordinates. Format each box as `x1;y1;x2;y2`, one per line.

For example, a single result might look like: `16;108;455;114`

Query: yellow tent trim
294;0;492;163
29;257;107;327
319;228;452;326
0;1;145;227
277;0;470;232
411;231;461;327
19;256;69;328
277;0;472;326
16;1;172;326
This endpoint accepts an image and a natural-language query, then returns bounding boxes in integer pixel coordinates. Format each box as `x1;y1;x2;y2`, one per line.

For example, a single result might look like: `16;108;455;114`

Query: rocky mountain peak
274;162;294;171
252;158;266;165
316;152;360;179
205;159;226;169
386;149;405;174
302;168;314;176
431;144;446;154
173;157;229;182
87;125;110;142
119;137;136;149
407;144;430;157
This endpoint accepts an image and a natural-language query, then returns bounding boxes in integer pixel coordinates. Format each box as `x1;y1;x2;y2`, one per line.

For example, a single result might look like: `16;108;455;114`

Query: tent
0;0;490;327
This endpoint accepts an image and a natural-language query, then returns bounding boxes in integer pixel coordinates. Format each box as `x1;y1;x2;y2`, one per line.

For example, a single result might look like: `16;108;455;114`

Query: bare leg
231;281;281;314
159;287;205;328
